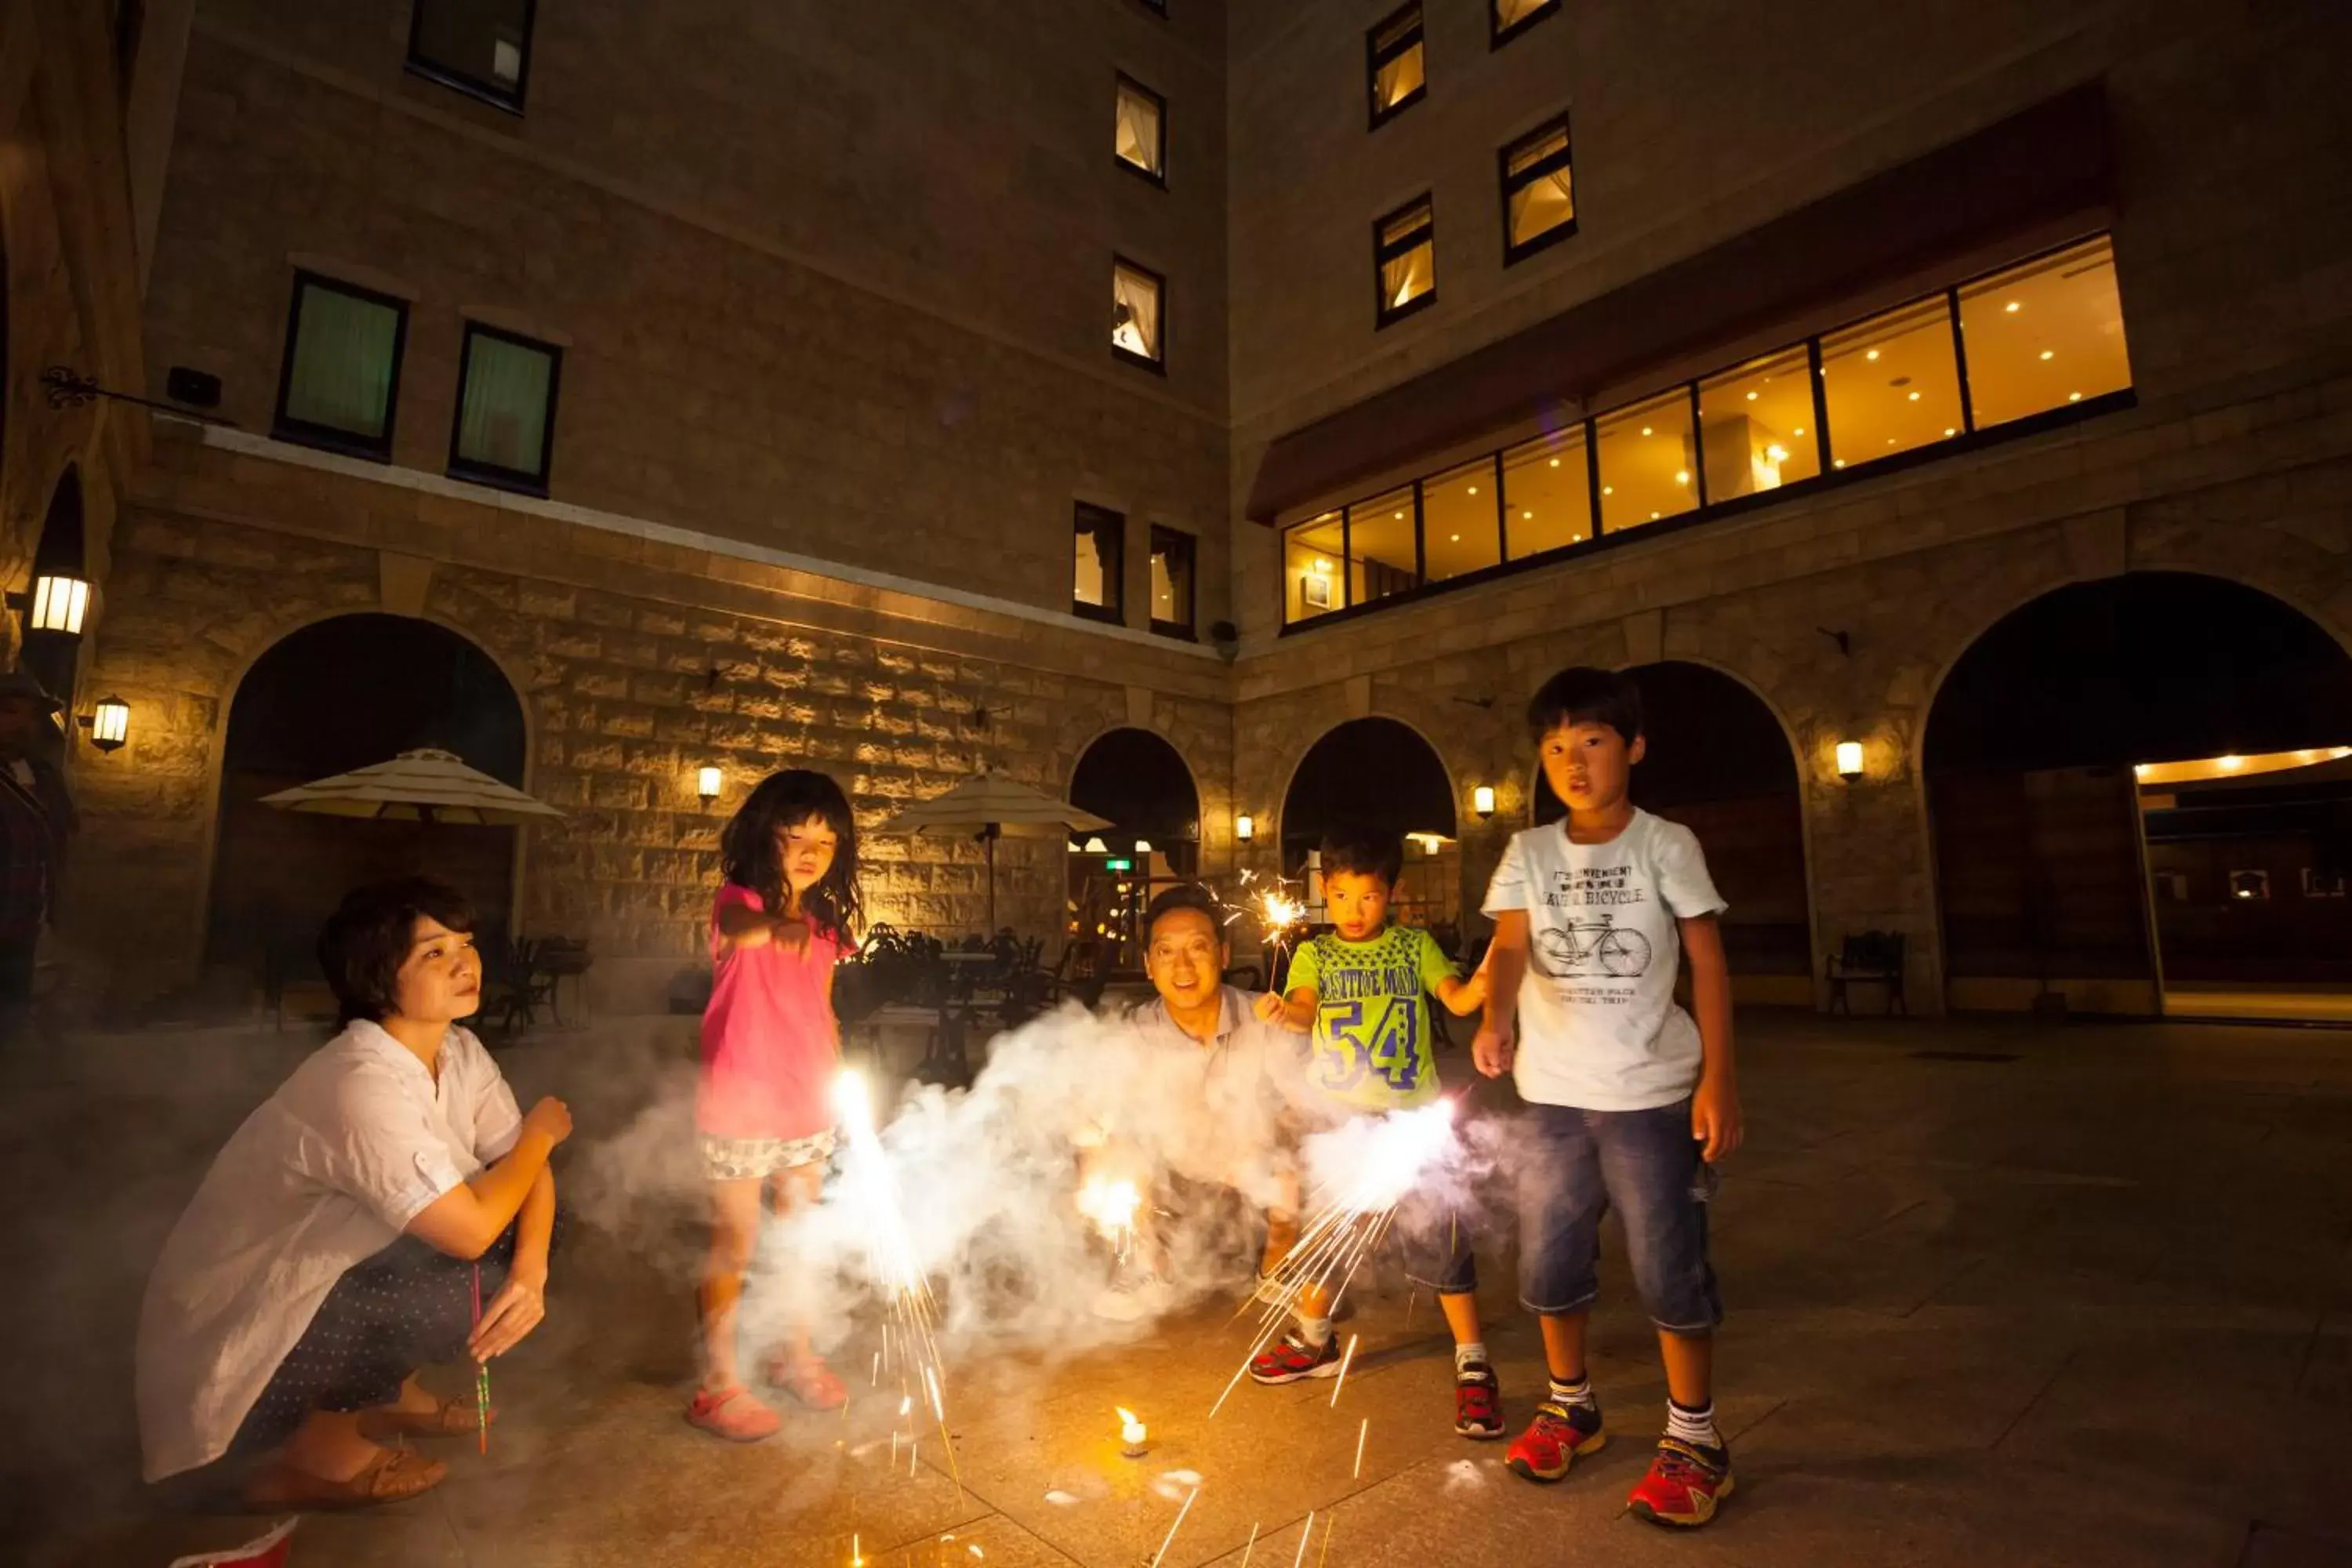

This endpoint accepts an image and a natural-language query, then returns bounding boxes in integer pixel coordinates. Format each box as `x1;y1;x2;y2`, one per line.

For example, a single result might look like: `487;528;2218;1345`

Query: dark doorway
1532;662;1811;983
1925;572;2352;1011
1283;717;1459;931
1067;728;1200;971
208;614;527;979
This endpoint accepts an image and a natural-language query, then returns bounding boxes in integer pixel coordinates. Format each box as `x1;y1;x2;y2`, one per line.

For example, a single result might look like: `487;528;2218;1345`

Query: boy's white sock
1665;1397;1721;1450
1294;1314;1333;1347
1548;1373;1597;1411
1453;1340;1490;1376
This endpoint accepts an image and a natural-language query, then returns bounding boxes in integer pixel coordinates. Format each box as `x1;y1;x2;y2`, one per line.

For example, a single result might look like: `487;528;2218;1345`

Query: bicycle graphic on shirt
1532;913;1653;979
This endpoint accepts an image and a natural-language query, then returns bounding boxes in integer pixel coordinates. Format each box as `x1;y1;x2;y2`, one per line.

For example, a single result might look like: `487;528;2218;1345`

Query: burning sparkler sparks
1076;1174;1142;1261
833;1068;959;1490
1210;1099;1463;1417
1147;1483;1199;1568
1328;1334;1358;1406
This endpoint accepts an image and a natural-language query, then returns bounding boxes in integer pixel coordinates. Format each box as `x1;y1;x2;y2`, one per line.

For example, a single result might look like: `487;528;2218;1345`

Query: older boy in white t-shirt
1472;666;1745;1530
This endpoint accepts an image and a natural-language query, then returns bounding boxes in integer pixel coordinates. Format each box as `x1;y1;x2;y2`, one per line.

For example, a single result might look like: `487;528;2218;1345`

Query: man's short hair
1143;883;1226;944
1527;666;1645;744
318;876;477;1027
1319;825;1404;887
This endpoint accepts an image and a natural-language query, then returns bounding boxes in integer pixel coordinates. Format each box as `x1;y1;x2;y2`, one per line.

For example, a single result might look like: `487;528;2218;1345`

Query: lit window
1115;74;1167;183
1822;296;1962;470
1422;458;1501;583
1492;0;1560;47
1284;512;1345;623
1595;390;1698;535
1500;114;1575;263
1073;503;1125;623
1501;426;1591;557
1149;526;1195;637
1697;347;1818;500
408;0;533;113
449;323;561;494
1374;196;1436;328
1367;3;1426;128
1958;235;2131;430
1112;257;1165;369
1347;485;1420;605
274;272;408;461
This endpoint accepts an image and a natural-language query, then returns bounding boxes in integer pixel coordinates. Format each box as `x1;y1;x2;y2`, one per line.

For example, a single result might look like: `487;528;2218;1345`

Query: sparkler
469;1263;489;1456
1146;1483;1199;1568
833;1069;960;1490
1076;1174;1142;1261
1210;1099;1462;1417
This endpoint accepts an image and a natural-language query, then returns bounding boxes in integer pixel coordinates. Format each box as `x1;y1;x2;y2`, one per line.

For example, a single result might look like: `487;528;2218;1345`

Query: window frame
1147;524;1197;640
1499;111;1577;265
1073;503;1127;625
1490;0;1562;48
1366;2;1427;130
270;270;411;463
405;0;537;114
445;320;564;496
1113;72;1168;187
1373;194;1439;330
1112;255;1168;374
1277;231;2137;633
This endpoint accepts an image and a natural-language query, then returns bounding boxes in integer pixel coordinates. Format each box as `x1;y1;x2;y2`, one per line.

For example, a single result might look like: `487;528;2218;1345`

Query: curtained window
1501;115;1576;263
1112;258;1165;369
1115;75;1167;183
449;323;561;493
273;273;408;460
1374;196;1436;328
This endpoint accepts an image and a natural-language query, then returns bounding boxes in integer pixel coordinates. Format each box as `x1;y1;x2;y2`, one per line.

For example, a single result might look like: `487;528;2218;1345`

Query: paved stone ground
12;1011;2352;1567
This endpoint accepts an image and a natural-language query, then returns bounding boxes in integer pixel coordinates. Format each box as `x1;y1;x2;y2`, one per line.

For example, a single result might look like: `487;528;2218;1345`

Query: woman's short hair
318;877;477;1026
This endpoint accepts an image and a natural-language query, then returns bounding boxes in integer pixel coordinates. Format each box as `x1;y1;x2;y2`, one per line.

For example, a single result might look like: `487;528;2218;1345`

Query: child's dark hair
1319;824;1404;887
720;769;864;938
318;876;477;1027
1144;883;1227;944
1527;666;1645;743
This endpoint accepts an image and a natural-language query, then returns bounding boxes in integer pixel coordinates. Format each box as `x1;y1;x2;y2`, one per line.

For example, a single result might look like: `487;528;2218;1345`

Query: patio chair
1826;931;1907;1015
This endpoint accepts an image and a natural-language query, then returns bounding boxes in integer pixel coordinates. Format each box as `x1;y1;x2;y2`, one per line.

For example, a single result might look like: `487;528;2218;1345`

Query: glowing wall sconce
696;765;723;804
83;695;129;753
1083;836;1109;854
1134;839;1153;855
28;573;91;634
1835;741;1865;781
1235;813;1254;842
1472;786;1496;819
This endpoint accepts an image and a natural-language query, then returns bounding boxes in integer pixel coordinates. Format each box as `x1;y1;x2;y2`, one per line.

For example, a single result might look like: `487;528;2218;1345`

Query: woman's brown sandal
357;1395;496;1439
242;1444;448;1510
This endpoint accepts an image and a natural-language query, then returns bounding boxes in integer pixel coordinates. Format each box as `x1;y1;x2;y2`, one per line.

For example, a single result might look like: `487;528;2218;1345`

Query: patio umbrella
260;747;564;825
875;770;1112;931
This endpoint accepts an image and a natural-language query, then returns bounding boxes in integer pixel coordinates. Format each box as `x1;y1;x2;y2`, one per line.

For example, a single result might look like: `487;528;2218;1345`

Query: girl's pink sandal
685;1384;781;1442
764;1352;848;1411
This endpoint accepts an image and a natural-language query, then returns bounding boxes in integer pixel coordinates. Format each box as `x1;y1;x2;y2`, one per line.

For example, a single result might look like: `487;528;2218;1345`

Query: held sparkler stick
470;1262;489;1456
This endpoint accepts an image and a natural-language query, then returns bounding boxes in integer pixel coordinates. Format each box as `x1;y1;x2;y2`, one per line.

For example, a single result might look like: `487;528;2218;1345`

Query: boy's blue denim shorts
1394;1185;1477;1295
1515;1099;1722;1334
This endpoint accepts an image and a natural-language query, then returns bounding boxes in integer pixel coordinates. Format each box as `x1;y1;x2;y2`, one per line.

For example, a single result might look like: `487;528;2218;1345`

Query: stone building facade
7;0;2352;1015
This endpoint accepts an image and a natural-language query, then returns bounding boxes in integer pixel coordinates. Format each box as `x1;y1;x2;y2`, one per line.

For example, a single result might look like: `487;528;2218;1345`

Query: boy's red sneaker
1454;1363;1504;1439
1247;1331;1341;1384
1504;1400;1605;1481
1624;1437;1734;1526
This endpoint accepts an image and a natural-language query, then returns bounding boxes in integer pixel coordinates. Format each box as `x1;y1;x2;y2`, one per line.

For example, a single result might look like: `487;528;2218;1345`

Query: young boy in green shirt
1246;827;1501;1439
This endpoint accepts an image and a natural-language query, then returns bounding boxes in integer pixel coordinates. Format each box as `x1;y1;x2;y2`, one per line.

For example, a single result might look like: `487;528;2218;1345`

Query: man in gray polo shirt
1091;883;1303;1319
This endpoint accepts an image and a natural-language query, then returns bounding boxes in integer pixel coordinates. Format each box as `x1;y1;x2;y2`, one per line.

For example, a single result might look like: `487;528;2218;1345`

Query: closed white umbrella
876;771;1111;931
260;747;564;826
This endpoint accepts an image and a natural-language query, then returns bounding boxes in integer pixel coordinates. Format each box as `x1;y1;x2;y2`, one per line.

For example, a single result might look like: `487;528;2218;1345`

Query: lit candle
1118;1406;1149;1457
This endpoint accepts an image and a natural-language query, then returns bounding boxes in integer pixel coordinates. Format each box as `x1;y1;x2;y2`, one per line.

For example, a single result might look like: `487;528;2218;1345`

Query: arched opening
1533;662;1811;1001
207;614;528;987
1926;572;2352;1017
1282;717;1461;938
21;466;85;716
1066;727;1201;971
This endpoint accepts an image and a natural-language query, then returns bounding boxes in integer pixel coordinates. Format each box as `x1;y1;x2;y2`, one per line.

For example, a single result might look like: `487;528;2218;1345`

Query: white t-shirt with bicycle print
1483;809;1726;1112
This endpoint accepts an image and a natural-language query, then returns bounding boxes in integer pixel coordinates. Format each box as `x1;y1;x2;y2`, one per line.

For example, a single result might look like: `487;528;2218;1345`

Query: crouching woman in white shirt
136;878;571;1508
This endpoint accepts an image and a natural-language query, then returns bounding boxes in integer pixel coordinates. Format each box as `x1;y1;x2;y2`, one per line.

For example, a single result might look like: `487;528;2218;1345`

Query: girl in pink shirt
687;769;862;1441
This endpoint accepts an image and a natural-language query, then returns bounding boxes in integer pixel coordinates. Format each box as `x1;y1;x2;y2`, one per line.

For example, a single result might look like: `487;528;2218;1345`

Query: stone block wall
66;430;1233;1011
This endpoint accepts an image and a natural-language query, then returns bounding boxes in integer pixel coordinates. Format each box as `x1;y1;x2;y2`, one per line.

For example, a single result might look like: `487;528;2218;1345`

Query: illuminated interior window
1958;235;2131;429
1115;74;1166;183
1422;458;1501;582
1492;0;1561;45
1368;4;1426;127
1375;196;1436;328
1501;426;1592;557
1074;503;1124;622
1283;512;1346;623
1697;347;1817;500
1112;257;1164;368
1501;115;1575;263
1821;296;1962;470
1595;389;1698;535
1347;485;1420;605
